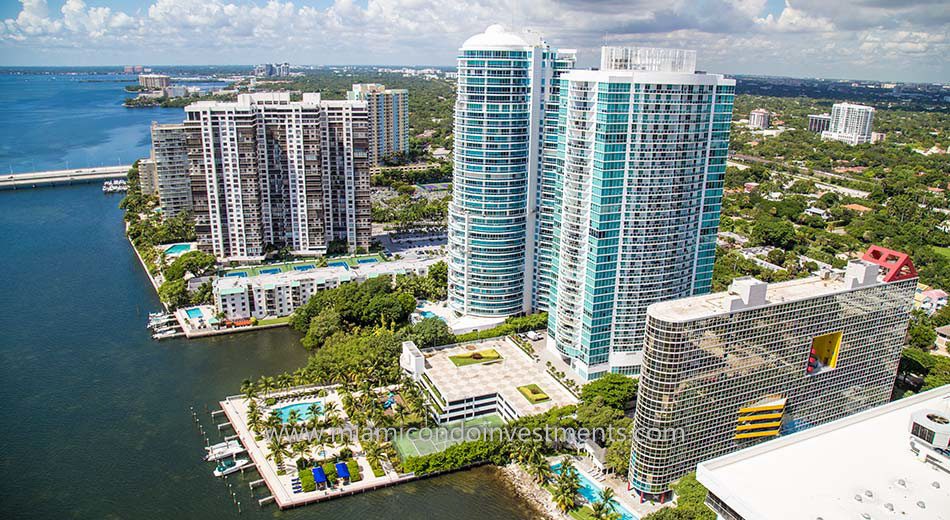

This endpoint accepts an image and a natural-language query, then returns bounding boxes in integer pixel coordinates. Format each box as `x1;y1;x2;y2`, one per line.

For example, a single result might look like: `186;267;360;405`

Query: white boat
152;330;179;340
147;316;176;328
205;439;238;452
148;311;166;319
153;326;180;334
213;458;250;477
204;440;244;461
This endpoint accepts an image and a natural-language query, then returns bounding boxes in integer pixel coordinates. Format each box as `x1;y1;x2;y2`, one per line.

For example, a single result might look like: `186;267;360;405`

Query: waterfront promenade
1;164;130;190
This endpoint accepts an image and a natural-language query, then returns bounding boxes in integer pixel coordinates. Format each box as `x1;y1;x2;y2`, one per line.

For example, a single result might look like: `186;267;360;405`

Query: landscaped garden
219;253;388;278
448;348;502;367
517;384;550;404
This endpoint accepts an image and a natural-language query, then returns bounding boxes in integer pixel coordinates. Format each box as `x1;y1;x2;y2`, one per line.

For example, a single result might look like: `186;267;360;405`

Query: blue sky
0;0;947;83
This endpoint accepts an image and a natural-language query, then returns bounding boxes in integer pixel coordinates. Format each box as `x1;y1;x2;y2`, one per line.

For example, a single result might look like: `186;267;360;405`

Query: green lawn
258;316;291;326
935;246;950;260
517;384;550;404
393;414;505;459
448;348;502;367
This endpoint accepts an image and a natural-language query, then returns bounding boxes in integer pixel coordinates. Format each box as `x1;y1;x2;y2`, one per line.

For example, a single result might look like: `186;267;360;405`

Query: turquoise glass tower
448;25;574;317
547;47;735;380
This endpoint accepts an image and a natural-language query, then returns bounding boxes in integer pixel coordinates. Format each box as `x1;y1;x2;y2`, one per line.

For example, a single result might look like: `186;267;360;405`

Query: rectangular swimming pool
259;267;281;275
225;272;248;278
551;463;637;519
185;308;203;320
327;261;349;270
164;244;191;255
293;265;315;272
357;258;379;264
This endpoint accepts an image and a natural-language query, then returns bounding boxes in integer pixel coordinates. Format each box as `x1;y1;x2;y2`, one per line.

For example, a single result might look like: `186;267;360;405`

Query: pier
1;165;131;190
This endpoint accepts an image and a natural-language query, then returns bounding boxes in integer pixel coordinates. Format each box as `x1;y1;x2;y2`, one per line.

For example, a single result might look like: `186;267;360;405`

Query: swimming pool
551;463;637;520
164;244;191;255
274;401;324;423
357;258;378;264
420;311;437;319
293;264;315;272
259;267;281;275
327;261;349;270
185;308;203;320
225;272;248;278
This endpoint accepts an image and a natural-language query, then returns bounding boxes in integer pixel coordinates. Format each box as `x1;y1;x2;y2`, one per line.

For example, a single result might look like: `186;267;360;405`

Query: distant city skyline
0;0;947;84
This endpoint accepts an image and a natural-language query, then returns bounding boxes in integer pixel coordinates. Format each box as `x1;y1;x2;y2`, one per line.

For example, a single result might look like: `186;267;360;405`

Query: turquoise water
327;261;349;269
357;258;379;264
259;267;281;275
164;243;191;255
276;401;324;423
551;463;638;520
421;310;437;319
225;271;247;277
185;308;203;319
0;184;541;519
294;264;316;271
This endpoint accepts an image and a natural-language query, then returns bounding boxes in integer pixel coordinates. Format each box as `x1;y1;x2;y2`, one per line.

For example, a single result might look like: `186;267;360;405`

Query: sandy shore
498;463;562;520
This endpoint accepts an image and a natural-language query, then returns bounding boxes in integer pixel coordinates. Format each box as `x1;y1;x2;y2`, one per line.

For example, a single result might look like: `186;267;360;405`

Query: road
0;165;131;190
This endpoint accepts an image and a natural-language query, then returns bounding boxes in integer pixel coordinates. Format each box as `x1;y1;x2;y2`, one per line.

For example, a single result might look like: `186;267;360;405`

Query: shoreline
497;463;561;520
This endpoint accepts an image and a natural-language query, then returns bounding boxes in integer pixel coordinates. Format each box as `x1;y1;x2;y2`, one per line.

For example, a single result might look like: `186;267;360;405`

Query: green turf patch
935;246;950;260
517;384;550;404
449;348;502;367
298;468;316;492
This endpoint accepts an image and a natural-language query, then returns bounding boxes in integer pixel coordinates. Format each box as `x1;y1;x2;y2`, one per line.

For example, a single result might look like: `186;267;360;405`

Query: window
807;331;842;375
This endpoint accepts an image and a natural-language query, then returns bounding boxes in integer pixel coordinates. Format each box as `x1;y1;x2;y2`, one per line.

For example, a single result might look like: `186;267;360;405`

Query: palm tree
590;487;619;520
247;402;263;434
266;437;290;467
553;458;580;513
287;409;301;425
528;459;553;486
291;440;309;462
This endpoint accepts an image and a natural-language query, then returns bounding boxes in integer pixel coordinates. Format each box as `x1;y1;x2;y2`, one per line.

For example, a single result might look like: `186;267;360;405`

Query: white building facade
821;102;875;145
185;93;370;262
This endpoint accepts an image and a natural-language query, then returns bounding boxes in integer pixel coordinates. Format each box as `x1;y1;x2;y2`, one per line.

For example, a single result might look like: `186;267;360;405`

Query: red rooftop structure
861;246;917;282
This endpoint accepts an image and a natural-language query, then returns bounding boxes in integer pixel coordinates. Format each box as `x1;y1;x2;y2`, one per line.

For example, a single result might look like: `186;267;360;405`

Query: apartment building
184;92;370;262
546;46;735;379
139;74;170;89
821;102;875;145
348;84;409;165
748;108;770;129
807;113;831;133
629;247;918;499
447;25;576;318
150;122;193;217
214;256;439;320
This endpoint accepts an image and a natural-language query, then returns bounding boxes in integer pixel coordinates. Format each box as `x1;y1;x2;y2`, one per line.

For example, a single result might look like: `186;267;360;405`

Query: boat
153;326;180;334
102;179;129;193
204;440;244;461
152;330;180;340
147;315;176;327
148;311;166;319
213;458;250;477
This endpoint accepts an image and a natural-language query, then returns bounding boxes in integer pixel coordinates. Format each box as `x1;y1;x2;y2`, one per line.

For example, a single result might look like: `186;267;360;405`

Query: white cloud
0;0;946;82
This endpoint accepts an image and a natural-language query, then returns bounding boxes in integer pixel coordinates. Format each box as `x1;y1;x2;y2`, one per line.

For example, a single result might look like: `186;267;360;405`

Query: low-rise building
697;385;950;520
213;257;441;320
401;337;578;424
936;325;950;353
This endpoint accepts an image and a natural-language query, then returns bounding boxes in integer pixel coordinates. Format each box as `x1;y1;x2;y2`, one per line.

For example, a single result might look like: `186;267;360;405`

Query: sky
0;0;947;83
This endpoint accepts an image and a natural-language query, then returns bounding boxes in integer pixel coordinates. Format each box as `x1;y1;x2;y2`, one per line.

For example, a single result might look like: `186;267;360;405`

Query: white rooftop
462;24;531;49
697;386;950;520
648;267;884;323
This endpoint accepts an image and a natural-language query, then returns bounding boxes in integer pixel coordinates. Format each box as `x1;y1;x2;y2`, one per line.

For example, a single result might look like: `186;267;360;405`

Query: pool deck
218;387;413;510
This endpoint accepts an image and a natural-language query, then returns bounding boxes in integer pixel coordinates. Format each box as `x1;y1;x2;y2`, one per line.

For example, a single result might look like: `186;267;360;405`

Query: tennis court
393;414;505;459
